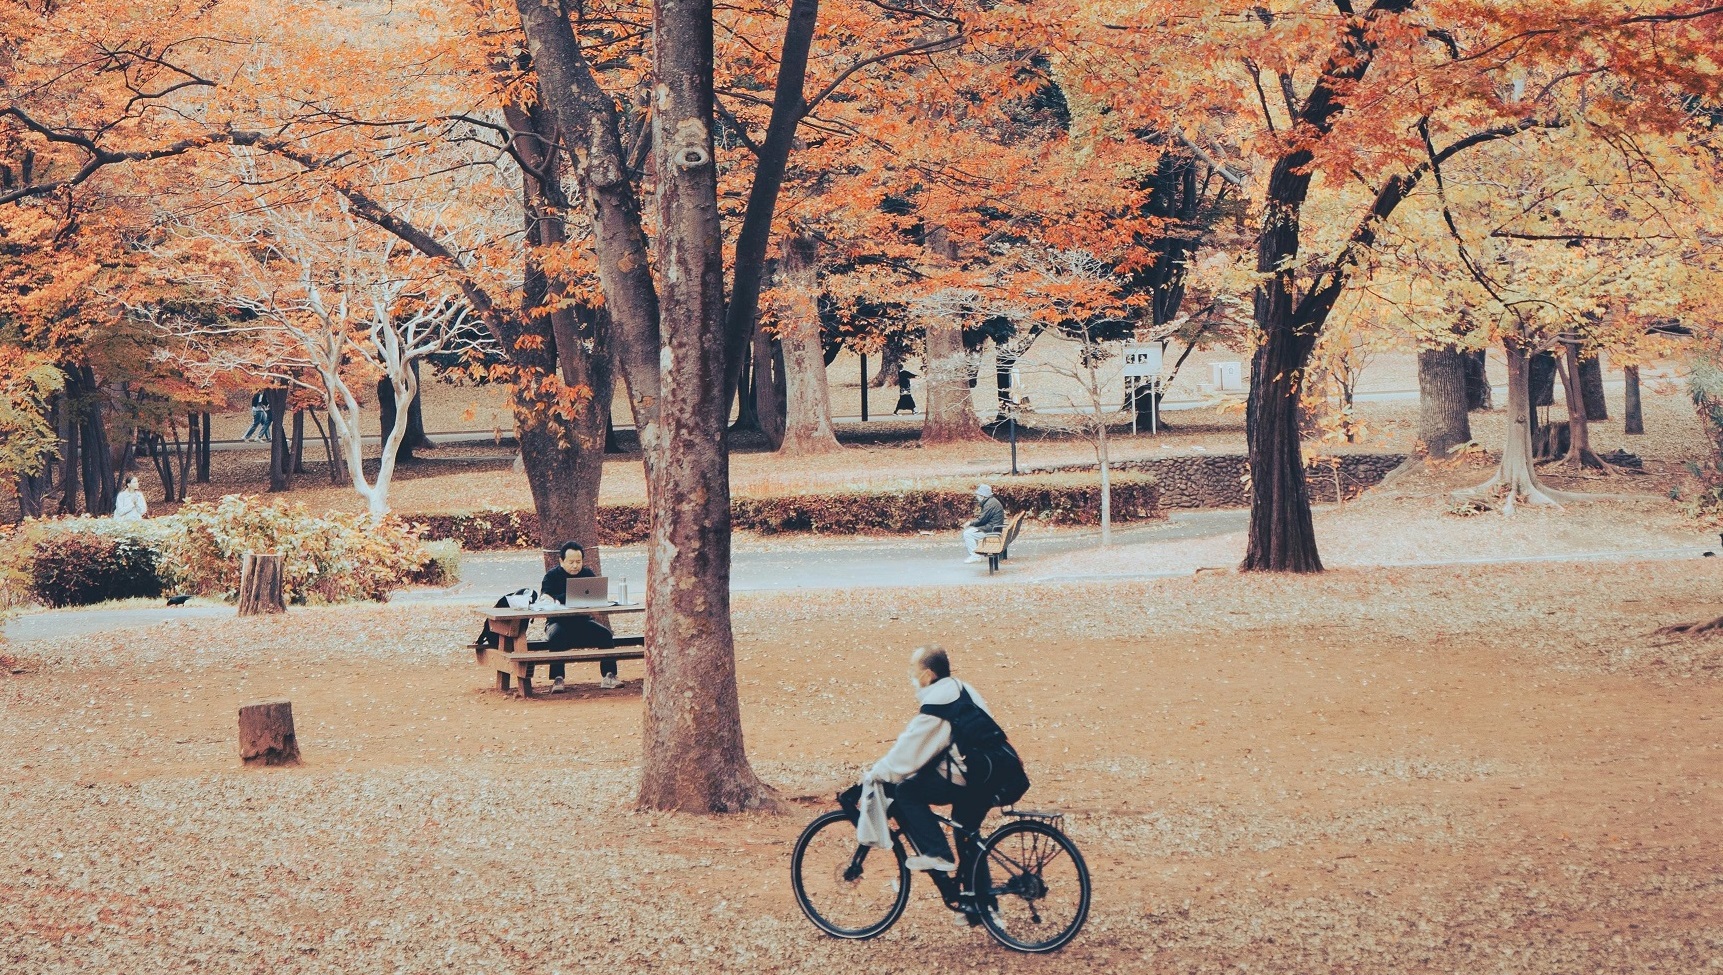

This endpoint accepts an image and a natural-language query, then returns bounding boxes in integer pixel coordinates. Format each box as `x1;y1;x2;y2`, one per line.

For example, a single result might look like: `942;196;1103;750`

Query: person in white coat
865;645;994;876
113;476;148;521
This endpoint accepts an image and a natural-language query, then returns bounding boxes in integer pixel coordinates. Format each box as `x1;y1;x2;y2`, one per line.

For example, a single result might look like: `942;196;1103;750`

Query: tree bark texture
921;316;982;442
1530;351;1558;408
752;329;786;448
56;392;79;514
1559;341;1595;464
237;552;286;616
196;411;211;483
1239;0;1415;572
237;699;300;766
290;409;306;475
506;94;613;573
1464;342;1574;510
635;0;770;812
1579;353;1608;421
1463;349;1493;411
775;235;840;454
1417;346;1472;457
1623;365;1644;435
267;388;290;492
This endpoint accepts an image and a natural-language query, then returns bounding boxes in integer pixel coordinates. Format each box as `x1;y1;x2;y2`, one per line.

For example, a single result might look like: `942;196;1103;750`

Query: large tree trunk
289;409;306;475
635;0;771;813
1458;342;1583;511
1242;306;1322;573
196;411;211;483
921;316;982;442
56;387;79;515
237;552;286;616
752;329;786;449
1417;346;1472;457
503;94;613;574
776;234;840;455
1557;340;1603;468
1530;351;1559;408
1623;365;1644;435
1579;352;1609;421
1463;349;1492;411
377;362;434;466
76;368;116;516
267;388;290;492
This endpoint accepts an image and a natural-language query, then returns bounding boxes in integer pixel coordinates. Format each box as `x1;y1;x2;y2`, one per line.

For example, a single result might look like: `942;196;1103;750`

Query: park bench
973;512;1026;574
475;604;646;697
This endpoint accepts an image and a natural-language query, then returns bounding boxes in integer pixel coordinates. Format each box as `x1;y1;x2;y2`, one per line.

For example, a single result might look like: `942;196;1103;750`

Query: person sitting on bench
540;541;619;693
961;484;1005;564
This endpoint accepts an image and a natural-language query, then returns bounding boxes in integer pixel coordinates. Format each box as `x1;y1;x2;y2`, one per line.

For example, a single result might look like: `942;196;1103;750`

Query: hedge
409;474;1161;551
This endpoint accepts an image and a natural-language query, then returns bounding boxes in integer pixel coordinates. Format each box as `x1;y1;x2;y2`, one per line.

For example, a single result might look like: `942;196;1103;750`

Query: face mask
908;672;922;690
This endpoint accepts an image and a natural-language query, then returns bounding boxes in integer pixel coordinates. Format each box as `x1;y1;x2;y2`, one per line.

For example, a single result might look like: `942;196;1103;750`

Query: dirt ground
3;554;1721;973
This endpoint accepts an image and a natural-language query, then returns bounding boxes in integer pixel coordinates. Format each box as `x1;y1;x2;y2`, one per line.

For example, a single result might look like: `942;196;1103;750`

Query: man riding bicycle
856;645;1028;924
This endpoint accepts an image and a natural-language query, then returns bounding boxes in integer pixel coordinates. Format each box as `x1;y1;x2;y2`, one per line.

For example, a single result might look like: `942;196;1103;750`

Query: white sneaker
600;674;621;690
904;855;957;873
964;554;985;564
550;678;567;694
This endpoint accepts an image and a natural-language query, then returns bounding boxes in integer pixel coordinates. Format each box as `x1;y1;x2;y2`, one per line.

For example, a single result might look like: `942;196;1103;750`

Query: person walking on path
961;484;1004;563
242;391;271;442
113;476;148;521
893;367;918;415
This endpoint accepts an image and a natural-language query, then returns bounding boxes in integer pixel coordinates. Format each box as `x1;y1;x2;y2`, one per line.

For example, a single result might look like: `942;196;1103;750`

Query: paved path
4;512;1248;643
8;507;1710;643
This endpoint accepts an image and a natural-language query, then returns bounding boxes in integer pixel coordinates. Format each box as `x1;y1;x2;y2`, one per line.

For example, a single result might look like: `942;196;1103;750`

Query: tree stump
238;699;300;766
237;552;285;616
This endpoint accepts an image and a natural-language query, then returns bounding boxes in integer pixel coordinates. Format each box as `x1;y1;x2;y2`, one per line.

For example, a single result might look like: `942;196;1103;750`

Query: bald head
910;645;951;682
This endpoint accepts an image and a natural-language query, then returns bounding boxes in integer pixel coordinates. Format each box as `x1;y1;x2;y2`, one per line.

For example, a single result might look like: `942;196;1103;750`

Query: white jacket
868;677;992;787
113;489;148;521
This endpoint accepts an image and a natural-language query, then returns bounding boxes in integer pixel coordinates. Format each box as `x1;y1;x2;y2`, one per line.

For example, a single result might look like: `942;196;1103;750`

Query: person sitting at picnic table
961;484;1005;564
113;475;148;521
540;541;619;693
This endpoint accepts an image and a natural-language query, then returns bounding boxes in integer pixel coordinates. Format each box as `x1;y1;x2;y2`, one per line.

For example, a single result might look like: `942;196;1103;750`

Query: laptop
563;576;610;606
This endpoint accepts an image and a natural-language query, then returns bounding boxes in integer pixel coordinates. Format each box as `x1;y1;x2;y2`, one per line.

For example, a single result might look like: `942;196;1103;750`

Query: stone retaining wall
1041;452;1407;509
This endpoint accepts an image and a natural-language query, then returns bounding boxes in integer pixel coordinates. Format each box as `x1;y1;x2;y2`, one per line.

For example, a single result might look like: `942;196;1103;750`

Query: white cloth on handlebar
856;776;893;849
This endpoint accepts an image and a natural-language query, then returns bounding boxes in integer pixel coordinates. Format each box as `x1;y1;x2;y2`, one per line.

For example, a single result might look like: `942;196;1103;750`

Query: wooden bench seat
477;637;645;697
972;511;1026;574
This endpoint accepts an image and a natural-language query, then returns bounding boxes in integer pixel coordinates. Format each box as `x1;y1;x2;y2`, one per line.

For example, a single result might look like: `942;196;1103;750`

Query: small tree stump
238;552;285;616
238;699;300;766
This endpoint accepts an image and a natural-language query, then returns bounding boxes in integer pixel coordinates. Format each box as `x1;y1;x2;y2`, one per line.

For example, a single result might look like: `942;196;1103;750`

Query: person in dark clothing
539;541;619;692
961;484;1005;563
893;368;918;415
243;391;271;442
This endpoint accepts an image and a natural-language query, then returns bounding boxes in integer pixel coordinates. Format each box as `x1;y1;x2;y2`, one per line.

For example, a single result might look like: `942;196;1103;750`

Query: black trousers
892;774;991;893
544;617;615;681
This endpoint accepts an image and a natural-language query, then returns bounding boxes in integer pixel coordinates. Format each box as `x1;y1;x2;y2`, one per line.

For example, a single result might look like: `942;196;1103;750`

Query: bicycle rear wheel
972;819;1091;952
791;810;911;939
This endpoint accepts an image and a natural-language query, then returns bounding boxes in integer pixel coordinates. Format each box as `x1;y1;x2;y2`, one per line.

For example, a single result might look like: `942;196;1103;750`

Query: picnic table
474;603;646;697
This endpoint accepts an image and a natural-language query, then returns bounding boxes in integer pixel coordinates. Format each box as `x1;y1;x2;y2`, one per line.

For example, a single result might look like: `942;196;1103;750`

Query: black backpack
919;686;1030;807
472;589;538;648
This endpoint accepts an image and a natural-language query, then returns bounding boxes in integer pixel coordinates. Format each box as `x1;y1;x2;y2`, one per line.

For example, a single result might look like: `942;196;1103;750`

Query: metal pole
859;353;868;422
1009;412;1018;475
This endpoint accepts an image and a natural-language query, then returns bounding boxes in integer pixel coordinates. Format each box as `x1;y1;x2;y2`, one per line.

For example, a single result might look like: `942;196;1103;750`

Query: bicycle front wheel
790;810;911;939
972;819;1091;953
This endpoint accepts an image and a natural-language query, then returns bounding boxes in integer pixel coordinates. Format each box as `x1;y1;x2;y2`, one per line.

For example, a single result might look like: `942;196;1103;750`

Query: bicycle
790;802;1091;953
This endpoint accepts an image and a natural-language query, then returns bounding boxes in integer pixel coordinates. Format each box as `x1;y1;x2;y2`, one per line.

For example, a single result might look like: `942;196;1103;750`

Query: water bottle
620;578;628;604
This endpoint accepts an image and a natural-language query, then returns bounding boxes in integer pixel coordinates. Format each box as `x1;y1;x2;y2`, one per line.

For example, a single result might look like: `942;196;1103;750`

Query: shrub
29;530;165;607
161;496;429;604
411;539;461;587
406;473;1163;550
